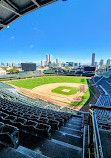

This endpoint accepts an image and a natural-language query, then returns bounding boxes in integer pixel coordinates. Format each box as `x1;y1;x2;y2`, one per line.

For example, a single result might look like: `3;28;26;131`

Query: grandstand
0;81;86;158
0;71;43;79
96;70;111;77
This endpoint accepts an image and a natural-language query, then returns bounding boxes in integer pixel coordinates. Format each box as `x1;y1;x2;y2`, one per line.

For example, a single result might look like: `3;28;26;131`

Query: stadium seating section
0;75;111;158
0;71;43;79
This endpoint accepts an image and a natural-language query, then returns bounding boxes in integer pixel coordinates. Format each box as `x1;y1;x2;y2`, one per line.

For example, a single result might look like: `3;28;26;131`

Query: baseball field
7;76;95;107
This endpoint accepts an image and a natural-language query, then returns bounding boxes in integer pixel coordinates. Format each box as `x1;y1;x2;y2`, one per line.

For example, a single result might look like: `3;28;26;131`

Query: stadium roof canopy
0;0;61;31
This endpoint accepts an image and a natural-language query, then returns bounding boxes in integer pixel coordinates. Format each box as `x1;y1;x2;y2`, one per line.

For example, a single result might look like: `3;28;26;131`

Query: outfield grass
51;86;79;95
7;76;88;89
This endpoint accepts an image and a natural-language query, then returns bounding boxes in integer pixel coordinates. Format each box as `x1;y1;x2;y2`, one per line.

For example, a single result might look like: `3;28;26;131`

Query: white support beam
5;0;19;10
0;0;21;16
31;0;41;8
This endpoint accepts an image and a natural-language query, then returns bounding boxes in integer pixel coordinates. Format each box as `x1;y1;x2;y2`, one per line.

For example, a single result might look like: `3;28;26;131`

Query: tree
7;68;19;74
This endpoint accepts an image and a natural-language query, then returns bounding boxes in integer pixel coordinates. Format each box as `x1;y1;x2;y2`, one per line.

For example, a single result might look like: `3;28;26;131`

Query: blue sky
0;0;111;65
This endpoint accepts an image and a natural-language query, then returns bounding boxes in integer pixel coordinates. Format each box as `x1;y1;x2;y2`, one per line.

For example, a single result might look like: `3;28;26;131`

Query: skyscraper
46;54;53;66
1;62;4;66
91;53;95;66
99;59;104;66
106;59;110;65
41;60;47;67
7;63;10;67
56;58;62;67
12;63;16;67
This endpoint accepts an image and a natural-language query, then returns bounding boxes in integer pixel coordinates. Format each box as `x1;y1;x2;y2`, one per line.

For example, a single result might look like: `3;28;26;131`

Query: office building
56;58;62;67
66;62;74;67
41;60;47;67
91;53;95;66
46;54;53;66
1;62;4;66
99;59;104;66
7;63;10;67
94;62;98;67
106;59;110;65
0;67;6;76
12;63;16;67
74;63;78;67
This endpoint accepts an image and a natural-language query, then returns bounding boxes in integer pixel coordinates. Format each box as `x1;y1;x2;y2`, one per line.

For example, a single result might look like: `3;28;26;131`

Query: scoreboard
21;63;36;71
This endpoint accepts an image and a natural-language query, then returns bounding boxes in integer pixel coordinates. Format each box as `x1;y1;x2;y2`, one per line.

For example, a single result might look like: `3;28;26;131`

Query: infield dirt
31;82;88;103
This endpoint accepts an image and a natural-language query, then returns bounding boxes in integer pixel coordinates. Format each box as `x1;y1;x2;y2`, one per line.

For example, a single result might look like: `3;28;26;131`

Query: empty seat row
0;99;71;122
0;122;19;148
90;106;111;130
0;111;51;139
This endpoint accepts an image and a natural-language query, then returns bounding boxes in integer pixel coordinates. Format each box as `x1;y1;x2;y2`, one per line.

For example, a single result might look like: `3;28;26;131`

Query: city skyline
1;53;111;66
0;0;111;64
1;53;111;67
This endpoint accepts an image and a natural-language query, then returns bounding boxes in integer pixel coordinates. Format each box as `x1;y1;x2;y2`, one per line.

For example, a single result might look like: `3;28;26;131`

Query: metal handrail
90;104;111;111
89;110;104;158
82;126;86;158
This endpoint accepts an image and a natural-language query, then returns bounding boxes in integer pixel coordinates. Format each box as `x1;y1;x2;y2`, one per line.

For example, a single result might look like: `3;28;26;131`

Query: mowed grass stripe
7;76;88;89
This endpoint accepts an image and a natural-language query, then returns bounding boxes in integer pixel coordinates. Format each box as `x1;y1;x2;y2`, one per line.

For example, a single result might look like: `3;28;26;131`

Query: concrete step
71;116;83;122
68;121;82;126
17;146;48;158
19;135;82;158
99;129;111;158
59;127;82;137
0;146;31;158
52;131;83;148
64;123;82;130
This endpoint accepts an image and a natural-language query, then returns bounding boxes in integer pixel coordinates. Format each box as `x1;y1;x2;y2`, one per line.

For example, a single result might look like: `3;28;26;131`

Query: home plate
62;89;70;92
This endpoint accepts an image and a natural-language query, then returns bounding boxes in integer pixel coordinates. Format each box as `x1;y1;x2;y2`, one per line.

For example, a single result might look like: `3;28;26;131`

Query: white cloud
33;27;41;32
29;44;34;48
33;26;45;37
10;36;15;40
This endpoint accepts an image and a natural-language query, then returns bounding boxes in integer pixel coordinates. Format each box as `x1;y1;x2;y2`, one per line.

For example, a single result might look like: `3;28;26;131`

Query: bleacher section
0;82;78;114
89;105;111;158
94;76;111;107
89;75;111;158
94;76;111;94
0;97;84;158
96;95;111;106
96;71;111;77
0;71;43;79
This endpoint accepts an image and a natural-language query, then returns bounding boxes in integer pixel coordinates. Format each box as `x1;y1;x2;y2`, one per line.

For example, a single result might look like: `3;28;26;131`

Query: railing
91;104;111;111
82;126;86;158
99;85;108;96
88;109;104;158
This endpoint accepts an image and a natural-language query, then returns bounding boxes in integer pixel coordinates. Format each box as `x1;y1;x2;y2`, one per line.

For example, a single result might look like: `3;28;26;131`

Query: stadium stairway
99;129;111;158
0;115;84;158
17;115;84;158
